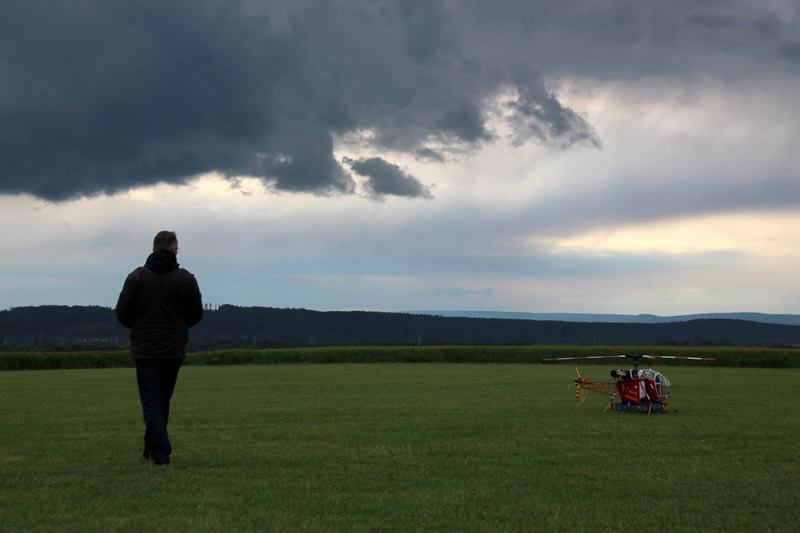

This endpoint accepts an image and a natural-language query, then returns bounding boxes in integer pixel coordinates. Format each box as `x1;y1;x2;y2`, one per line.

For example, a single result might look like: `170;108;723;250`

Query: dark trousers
135;359;182;463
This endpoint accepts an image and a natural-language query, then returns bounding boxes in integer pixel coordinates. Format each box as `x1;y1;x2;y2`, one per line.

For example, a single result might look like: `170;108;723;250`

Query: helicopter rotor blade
639;355;717;361
542;355;627;362
543;354;716;362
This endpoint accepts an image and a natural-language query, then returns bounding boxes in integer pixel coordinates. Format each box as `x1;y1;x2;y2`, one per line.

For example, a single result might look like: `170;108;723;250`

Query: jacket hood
145;250;180;273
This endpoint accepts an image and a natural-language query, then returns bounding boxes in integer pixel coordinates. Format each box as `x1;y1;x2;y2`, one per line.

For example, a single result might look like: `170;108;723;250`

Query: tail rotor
573;365;584;401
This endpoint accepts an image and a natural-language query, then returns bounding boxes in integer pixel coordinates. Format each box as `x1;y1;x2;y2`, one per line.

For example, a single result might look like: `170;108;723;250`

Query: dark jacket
115;250;204;359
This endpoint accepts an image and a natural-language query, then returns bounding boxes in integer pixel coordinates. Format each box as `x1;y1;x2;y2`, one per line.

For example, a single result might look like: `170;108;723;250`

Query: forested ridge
2;304;800;351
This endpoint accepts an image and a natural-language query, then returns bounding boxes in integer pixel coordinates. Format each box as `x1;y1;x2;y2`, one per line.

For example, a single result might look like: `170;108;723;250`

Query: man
115;231;204;465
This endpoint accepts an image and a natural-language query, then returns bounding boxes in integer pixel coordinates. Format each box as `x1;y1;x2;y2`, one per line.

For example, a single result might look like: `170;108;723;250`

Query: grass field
1;363;798;532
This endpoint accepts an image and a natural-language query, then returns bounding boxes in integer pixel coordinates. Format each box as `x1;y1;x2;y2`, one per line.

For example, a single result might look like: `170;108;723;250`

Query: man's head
153;231;179;254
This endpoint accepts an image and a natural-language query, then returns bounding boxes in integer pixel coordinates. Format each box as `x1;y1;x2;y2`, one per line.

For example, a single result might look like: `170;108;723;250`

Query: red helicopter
542;354;716;414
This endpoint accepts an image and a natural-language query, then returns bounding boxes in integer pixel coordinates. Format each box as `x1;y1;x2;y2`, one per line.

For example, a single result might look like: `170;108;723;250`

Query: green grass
1;364;799;532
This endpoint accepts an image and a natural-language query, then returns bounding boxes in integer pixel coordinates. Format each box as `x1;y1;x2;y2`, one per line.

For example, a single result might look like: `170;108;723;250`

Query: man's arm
184;275;204;328
115;270;140;328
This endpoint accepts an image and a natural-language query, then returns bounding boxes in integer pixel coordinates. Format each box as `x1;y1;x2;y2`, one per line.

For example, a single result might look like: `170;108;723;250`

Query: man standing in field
115;231;204;465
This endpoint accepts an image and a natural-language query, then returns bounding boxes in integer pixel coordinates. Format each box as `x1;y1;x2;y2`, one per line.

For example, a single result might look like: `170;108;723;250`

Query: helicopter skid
612;402;668;414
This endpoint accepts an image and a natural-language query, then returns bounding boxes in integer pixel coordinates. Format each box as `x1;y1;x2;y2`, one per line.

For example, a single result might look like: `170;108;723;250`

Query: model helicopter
541;354;716;414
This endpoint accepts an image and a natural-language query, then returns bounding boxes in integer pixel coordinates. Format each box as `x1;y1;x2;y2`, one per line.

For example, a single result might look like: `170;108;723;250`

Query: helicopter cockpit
641;369;671;399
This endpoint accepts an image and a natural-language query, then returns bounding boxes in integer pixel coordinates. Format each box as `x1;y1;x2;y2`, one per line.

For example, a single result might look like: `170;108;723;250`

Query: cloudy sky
2;0;799;315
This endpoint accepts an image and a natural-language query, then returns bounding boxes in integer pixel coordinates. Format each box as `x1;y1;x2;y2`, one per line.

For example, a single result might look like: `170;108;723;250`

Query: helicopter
541;354;716;414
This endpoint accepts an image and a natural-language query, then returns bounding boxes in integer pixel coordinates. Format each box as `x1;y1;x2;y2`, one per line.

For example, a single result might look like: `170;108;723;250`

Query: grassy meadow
1;363;799;532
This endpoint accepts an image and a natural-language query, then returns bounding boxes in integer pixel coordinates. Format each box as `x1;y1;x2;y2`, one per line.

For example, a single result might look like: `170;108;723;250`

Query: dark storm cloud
455;1;800;80
779;41;800;63
1;0;796;201
0;0;598;201
414;148;445;163
345;156;431;199
506;67;599;149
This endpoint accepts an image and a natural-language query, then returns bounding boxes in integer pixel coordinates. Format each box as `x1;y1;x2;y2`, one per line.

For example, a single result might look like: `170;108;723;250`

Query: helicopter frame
543;354;715;414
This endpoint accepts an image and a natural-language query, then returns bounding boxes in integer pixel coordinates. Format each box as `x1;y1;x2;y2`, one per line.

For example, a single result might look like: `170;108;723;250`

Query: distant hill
409;311;800;326
3;305;800;350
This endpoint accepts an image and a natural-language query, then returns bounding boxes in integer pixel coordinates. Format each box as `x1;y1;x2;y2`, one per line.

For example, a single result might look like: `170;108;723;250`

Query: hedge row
1;346;799;371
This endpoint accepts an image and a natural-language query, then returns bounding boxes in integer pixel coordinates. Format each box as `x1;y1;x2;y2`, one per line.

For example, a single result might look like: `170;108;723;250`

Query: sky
2;0;800;315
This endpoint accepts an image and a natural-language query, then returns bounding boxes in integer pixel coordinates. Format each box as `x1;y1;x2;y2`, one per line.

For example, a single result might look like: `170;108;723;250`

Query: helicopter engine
610;369;640;381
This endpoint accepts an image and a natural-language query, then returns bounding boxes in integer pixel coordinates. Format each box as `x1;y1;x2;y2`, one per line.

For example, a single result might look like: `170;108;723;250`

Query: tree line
2;304;800;352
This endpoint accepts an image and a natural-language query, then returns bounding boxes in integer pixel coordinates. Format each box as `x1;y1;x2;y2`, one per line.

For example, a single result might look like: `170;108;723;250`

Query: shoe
142;450;152;460
152;455;171;466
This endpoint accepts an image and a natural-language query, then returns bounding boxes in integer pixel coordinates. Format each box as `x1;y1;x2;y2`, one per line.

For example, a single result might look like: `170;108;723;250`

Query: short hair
153;231;178;252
